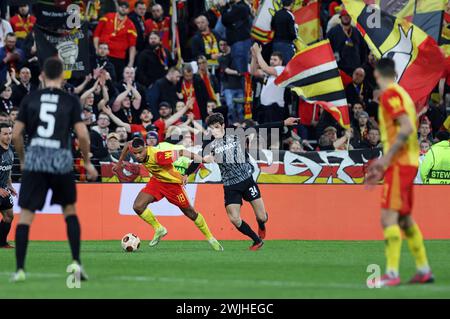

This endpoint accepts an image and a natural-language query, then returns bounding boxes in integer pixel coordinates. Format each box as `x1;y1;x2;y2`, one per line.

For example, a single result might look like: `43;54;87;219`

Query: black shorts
18;171;76;212
0;190;13;211
223;177;261;207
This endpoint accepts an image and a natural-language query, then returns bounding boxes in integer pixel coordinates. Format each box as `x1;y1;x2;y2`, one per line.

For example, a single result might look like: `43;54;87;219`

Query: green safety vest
420;140;450;184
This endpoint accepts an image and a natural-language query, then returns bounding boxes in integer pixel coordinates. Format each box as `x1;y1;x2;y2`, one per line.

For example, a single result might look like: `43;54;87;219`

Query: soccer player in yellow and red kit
115;137;223;251
366;58;433;287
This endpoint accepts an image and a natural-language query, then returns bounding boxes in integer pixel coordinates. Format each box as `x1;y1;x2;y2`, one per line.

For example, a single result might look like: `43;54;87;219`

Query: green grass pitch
1;240;449;298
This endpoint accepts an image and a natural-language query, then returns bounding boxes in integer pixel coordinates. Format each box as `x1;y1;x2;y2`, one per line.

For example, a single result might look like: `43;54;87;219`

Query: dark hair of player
131;137;146;149
43;57;64;80
375;58;397;78
206;113;225;127
0;122;12;130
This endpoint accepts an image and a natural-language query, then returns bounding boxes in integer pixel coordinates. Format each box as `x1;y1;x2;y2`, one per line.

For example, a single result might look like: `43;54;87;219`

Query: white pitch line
1;272;450;293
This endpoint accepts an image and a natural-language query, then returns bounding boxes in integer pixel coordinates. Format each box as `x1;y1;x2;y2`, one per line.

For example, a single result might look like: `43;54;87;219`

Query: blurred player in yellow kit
114;137;223;251
366;58;433;287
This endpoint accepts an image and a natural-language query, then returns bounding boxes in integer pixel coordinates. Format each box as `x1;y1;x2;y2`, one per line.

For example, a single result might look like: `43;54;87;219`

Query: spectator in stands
112;95;141;126
0;111;9;123
420;139;432;155
197;55;220;105
90;112;111;161
288;139;305;153
179;63;209;121
144;3;171;52
115;126;128;148
128;1;147;52
93;1;137;80
418;121;434;144
271;0;297;64
113;66;145;115
320;126;352;151
352;111;371;147
91;43;117;82
146;130;159;147
327;10;367;76
191;15;222;66
218;39;244;123
136;31;175;88
106;133;122;161
103;100;191;142
11;66;36;106
350;102;364;127
345;68;370;105
0;82;13;114
80;79;110;118
357;127;381;149
147;67;181;115
0;17;13;48
82;105;95;128
318;133;334;151
9;4;35;49
220;0;252;73
9;106;18;124
0;33;24;83
251;44;286;123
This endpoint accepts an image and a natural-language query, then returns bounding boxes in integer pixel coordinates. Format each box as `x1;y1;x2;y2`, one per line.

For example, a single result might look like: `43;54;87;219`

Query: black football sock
236;220;261;243
15;224;30;271
66;215;81;264
257;212;268;231
0;220;12;246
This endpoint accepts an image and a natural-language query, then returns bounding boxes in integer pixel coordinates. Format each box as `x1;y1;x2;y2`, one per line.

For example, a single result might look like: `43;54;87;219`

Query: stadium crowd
0;0;449;181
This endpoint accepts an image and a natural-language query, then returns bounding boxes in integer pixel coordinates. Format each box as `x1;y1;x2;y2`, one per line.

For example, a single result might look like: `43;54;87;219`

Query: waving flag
343;0;445;110
292;0;321;45
275;40;350;129
251;0;282;43
363;0;445;42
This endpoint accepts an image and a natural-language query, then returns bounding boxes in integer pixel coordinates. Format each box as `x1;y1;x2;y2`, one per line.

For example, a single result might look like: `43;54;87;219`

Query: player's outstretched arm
74;122;99;181
12;120;25;170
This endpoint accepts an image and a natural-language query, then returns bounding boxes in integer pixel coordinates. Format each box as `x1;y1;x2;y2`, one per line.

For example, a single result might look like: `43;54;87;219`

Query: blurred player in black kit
11;58;98;282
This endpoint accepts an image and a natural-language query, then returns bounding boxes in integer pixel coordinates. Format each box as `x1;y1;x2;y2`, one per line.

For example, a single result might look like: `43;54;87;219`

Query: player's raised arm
74;122;99;181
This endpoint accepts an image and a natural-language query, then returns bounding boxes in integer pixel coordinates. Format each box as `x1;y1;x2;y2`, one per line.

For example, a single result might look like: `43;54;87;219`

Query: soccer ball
121;233;141;252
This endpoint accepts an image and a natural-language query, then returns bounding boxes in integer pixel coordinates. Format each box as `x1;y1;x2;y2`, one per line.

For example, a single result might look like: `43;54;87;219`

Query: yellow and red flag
343;0;445;111
275;40;350;129
292;0;321;45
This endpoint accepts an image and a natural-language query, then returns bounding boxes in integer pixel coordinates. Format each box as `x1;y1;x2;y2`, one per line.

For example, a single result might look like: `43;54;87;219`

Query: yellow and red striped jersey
379;83;419;167
142;146;183;184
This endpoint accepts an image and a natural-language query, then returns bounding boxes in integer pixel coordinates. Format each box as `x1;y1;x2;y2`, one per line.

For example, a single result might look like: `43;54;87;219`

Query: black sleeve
288;14;297;41
185;137;213;176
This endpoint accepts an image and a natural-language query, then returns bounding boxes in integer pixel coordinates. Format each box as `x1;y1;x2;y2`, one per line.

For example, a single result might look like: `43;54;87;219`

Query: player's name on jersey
30;137;61;149
0;165;12;171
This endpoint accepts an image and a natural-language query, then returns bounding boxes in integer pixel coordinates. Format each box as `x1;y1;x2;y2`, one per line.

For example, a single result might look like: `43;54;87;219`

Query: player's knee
228;215;241;227
133;203;145;215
